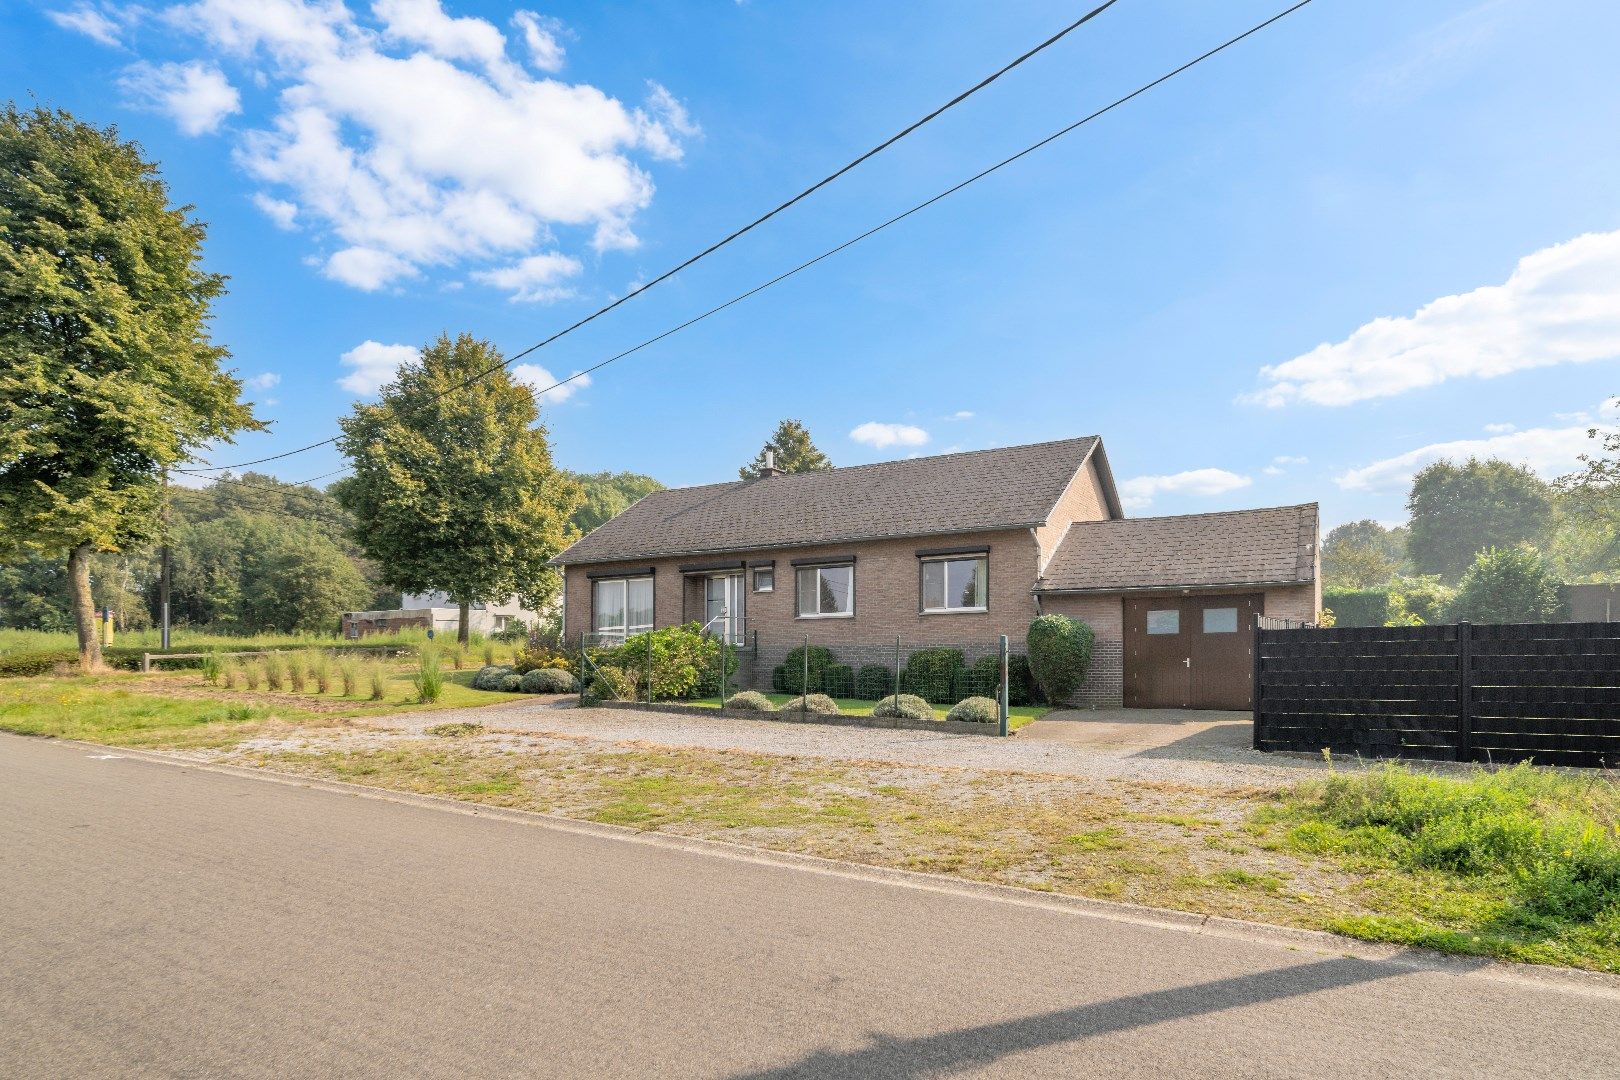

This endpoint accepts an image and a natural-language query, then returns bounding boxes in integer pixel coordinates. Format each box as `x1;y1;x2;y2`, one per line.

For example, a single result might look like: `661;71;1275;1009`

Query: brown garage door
1124;594;1262;710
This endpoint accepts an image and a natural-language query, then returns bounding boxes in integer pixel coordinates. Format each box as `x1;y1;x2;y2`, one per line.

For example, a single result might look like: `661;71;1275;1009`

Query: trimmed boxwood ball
872;693;933;720
946;696;999;723
498;673;523;692
472;664;515;691
726;690;776;712
520;667;577;694
781;693;840;715
855;663;893;700
1027;614;1094;704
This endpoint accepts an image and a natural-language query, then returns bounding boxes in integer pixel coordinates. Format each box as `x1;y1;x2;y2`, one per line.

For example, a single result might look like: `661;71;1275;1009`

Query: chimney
759;449;782;479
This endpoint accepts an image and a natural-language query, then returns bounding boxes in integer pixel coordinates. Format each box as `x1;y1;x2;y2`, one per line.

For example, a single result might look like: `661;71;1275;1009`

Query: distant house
551;436;1320;710
341;592;540;639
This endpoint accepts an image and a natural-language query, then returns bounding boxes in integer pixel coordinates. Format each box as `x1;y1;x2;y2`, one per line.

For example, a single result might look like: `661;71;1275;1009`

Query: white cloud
338;340;418;394
1247;230;1620;407
1262;453;1308;477
243;371;281;390
849;422;930;449
1484;421;1516;434
472;251;581;302
252;193;299;228
948;410;974;420
124;0;693;293
1119;469;1252;511
1336;421;1613;493
511;10;565;72
512;363;590;404
47;5;124;45
118;60;242;135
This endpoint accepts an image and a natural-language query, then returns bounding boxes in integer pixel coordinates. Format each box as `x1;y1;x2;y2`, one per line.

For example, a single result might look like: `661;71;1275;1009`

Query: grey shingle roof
1038;503;1318;592
554;437;1107;565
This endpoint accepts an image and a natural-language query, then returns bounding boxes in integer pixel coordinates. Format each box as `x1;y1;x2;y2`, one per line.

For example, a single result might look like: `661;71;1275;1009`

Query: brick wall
1033;457;1114;572
1039;593;1124;708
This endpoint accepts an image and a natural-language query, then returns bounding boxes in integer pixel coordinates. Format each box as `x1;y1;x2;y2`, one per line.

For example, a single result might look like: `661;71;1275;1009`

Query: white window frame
919;555;988;614
592;577;654;641
795;564;855;619
752;567;774;593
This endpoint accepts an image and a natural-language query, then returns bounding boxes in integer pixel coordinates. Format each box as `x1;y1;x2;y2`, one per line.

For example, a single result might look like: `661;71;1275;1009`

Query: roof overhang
1035;578;1312;596
552;523;1044;569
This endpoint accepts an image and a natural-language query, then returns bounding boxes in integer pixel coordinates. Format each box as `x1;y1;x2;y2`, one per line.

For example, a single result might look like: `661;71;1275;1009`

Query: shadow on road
727;956;1412;1079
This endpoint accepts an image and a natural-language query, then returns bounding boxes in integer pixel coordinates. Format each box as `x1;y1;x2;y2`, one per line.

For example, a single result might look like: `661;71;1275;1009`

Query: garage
1123;594;1262;710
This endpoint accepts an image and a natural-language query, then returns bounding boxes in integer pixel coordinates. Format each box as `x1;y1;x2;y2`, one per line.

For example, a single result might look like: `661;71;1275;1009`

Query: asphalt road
3;734;1616;1079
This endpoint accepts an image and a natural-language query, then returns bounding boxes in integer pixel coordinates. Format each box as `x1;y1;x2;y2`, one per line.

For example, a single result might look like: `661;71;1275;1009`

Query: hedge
1322;586;1391;628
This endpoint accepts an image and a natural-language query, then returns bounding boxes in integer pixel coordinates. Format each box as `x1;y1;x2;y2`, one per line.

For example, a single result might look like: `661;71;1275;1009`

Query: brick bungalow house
552;437;1319;710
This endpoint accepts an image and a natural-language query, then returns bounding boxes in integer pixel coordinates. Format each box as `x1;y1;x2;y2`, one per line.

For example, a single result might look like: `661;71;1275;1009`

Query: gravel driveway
356;698;1423;789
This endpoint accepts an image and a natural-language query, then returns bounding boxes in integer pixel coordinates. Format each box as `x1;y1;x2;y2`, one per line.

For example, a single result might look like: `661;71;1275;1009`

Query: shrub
0;649;77;677
725;690;776;712
967;653;1040;706
472;664;515;691
1027;614;1093;704
200;651;222;686
1322;586;1391;628
781;692;840;715
1449;545;1562;623
498;673;522;693
901;648;965;704
601;623;724;701
520;667;577;694
1388;576;1455;626
586;665;635;702
779;644;839;695
872;693;933;720
946;696;999;723
414;649;445;703
513;641;572;675
820;663;855;697
493;619;528;644
854;663;893;701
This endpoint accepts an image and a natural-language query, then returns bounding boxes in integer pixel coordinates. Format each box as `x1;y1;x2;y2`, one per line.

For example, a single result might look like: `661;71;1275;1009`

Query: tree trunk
457;599;471;646
68;543;102;671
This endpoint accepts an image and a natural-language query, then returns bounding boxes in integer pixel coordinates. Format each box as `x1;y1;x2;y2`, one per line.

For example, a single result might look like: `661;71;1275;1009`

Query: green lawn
688;691;1048;731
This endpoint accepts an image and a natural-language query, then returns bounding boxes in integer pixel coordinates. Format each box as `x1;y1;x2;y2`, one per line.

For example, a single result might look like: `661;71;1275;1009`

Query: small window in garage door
1202;607;1239;633
1146;609;1180;635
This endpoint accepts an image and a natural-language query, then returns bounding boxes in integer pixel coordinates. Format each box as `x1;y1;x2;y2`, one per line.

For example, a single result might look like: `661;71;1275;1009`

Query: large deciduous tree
1405;458;1553;582
335;333;581;644
565;470;663;534
739;419;832;479
0;105;260;667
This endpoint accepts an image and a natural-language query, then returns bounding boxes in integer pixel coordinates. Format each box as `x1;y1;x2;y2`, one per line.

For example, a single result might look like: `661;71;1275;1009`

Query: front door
705;573;746;644
1124;594;1262;709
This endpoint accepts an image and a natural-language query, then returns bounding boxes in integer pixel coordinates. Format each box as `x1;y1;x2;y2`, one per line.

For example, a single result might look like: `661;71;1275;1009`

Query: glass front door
705;574;746;644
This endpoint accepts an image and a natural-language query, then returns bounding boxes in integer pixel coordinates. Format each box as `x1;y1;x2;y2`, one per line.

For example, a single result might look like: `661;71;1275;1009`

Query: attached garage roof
554;436;1117;565
1038;503;1318;593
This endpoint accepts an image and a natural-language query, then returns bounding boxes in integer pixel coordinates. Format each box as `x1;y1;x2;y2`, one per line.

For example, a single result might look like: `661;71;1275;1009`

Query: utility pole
160;468;171;650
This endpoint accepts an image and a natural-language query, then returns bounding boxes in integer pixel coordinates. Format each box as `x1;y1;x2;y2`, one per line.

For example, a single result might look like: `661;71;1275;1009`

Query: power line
208;0;1318;474
181;1;1126;474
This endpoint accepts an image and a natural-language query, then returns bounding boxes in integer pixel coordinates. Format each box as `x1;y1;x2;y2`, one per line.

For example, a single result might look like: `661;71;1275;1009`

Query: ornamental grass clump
413;649;444;704
223;660;243;689
244;662;264;691
482;641;497;666
339;658;359;697
781;693;840;715
288;654;307;693
872;693;933;720
264;655;284;692
200;651;223;686
313;654;334;694
368;661;388;701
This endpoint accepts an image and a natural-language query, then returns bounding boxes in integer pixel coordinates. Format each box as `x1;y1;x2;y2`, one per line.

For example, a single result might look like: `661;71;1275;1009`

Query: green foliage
512;642;571;675
1388;576;1455;625
872;693;933;720
821;663;854;697
368;661;387;701
900;648;965;704
1449;546;1562;623
497;672;521;693
585;665;635;702
471;664;515;691
739;419;833;479
264;656;284;692
600;623;723;701
200;651;222;686
0;105;263;665
339;659;359;697
1322;586;1391;628
1026;615;1094;703
563;470;665;534
1407;459;1554;582
334;332;582;642
854;663;893;701
946;696;999;723
778;644;838;695
1557;414;1620;528
313;653;333;694
1321;519;1407;588
781;693;840;715
725;690;776;713
414;649;444;703
519;667;576;694
1278;763;1620;936
968;653;1040;707
0;650;76;677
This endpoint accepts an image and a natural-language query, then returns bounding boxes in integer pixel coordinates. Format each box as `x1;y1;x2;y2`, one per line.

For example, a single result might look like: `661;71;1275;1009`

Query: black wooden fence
1253;621;1620;768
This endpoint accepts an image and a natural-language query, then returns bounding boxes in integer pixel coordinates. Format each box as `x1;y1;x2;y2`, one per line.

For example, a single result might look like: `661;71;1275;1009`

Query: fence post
997;634;1009;737
577;630;586;709
1251;614;1263;749
644;633;653;705
1456;620;1472;763
801;633;809;717
893;635;901;710
718;633;728;711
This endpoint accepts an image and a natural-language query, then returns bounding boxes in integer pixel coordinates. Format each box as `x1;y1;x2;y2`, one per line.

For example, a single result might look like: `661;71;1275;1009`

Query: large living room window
796;564;853;618
593;577;653;640
920;555;987;613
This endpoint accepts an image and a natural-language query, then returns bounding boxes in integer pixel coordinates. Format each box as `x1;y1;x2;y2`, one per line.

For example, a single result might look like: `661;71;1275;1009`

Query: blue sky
8;0;1620;528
